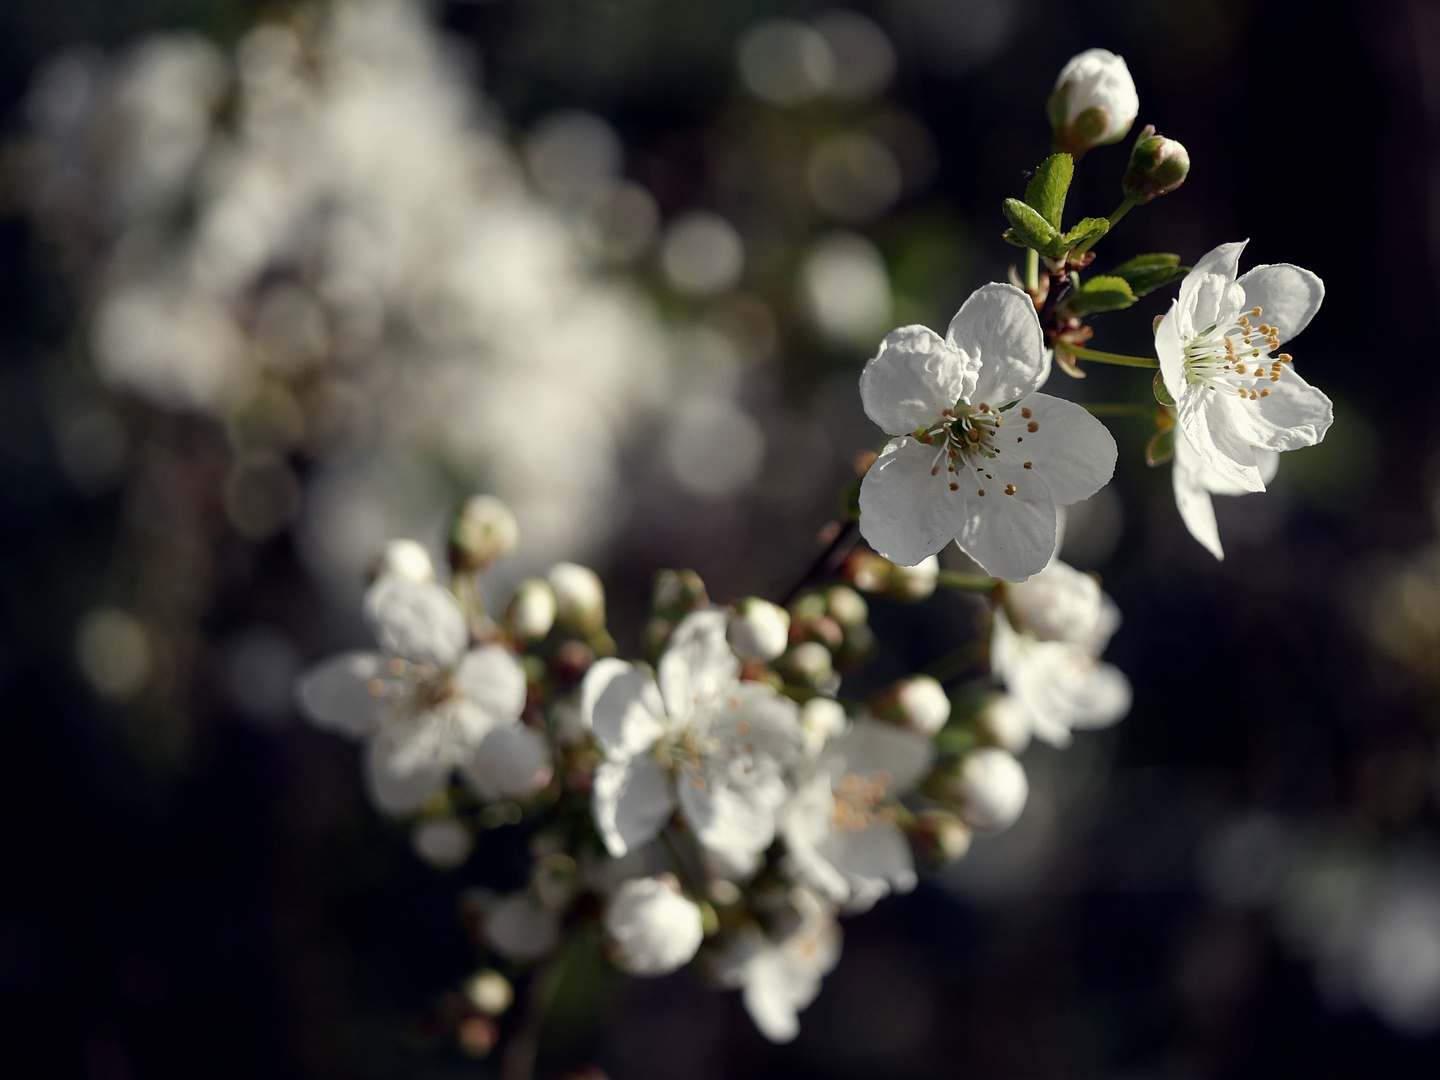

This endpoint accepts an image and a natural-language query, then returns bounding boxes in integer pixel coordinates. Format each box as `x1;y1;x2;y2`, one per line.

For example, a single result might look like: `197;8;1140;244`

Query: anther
1236;364;1247;374
978;489;985;496
1004;484;1017;495
949;482;958;491
1027;421;1039;432
930;465;940;476
1023;461;1032;469
1251;306;1263;317
1260;389;1270;397
1021;407;1032;419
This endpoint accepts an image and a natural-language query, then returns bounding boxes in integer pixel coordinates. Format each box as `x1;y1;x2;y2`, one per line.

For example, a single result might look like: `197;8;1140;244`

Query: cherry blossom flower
990;559;1130;748
296;575;551;814
947;747;1029;832
715;886;842;1042
857;283;1117;581
1047;48;1139;155
1156;240;1330;492
579;609;804;861
1172;428;1279;560
780;718;933;912
603;876;706;976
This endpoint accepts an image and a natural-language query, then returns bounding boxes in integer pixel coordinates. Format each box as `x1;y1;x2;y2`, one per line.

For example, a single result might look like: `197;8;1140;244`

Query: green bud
651;568;708;620
1122;125;1190;204
1152;369;1176;406
449;495;519;572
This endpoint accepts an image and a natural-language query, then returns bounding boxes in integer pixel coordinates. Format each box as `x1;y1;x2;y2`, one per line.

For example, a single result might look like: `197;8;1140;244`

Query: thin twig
779;520;860;608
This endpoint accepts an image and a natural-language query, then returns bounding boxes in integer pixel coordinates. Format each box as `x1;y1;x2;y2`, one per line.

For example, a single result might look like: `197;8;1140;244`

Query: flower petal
1237;263;1324;347
951;455;1058;582
1177;241;1247;338
1176;389;1265;491
1155;301;1186;402
678;774;779;860
455;645;527;724
858;325;972;435
1012;393;1117;505
365;736;447;814
1172;433;1225;559
824;719;934;794
464;724;553;799
657;609;739;721
581;658;667;760
295;650;386;736
363;577;468;666
1229;365;1333;453
821;822;916;913
857;437;968;567
945;282;1047;407
592;754;675;857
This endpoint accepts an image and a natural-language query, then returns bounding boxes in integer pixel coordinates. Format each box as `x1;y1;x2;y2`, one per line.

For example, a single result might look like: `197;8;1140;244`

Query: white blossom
579;610;804;862
781;719;933;911
1048;48;1138;152
604;876;706;976
990;559;1131;748
727;597;792;663
857;283;1117;581
798;696;848;758
296;575;551;814
374;538;435;584
948;748;1028;832
887;674;951;736
1156;240;1330;492
548;562;606;631
716;886;842;1043
1172;427;1279;560
485;892;560;962
508;578;558;641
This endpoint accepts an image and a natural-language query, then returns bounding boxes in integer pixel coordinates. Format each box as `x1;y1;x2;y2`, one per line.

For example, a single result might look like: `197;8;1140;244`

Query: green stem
923;639;987;682
1025;247;1039;292
936;570;998;594
1062;344;1158;369
1083;403;1158;417
1074;195;1138;256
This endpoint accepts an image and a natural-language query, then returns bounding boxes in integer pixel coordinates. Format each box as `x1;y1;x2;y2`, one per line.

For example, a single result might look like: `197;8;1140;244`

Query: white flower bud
1048;48;1138;155
799;696;848;756
1122;126;1190;203
485;893;559;961
1006;560;1106;644
980;693;1032;755
508;577;557;641
411;818;474;869
450;495;519;572
778;640;834;690
887;675;951;736
604;876;705;977
373;539;435;584
463;969;514;1017
547;562;606;631
910;808;972;866
824;584;868;628
728;597;792;661
887;555;938;602
950;748;1028;832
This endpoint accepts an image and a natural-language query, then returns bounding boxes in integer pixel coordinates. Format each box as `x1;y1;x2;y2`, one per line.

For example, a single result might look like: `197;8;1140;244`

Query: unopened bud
776;640;834;691
651;568;709;621
411;818;475;869
548;562;606;631
886;555;939;602
604;876;705;977
1047;48;1138;156
833;621;877;673
979;693;1033;755
933;748;1029;832
371;538;434;584
874;675;951;737
450;495;519;572
799;696;848;756
824;584;869;628
909;808;972;866
1122;125;1189;203
463;970;514;1017
507;578;557;642
728;597;791;662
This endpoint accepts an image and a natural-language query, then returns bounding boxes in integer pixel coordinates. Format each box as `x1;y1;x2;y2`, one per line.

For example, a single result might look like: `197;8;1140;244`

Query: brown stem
779;520;860;608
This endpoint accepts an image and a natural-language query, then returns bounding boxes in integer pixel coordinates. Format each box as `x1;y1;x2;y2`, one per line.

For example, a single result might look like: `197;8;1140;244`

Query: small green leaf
1067;274;1137;316
1024;153;1073;230
1001;228;1029;248
1002;198;1066;256
1062;216;1109;249
1107;252;1191;297
1145;426;1175;467
1152;370;1176;406
843;476;861;522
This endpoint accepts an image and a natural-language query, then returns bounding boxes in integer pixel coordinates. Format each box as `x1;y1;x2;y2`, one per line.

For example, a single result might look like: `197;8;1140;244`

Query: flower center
913;401;1016;493
830;770;892;831
1182;305;1292;402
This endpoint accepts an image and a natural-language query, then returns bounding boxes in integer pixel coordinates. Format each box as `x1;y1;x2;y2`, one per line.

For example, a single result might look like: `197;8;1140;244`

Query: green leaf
1145;426;1175;467
1067;274;1137;316
1107;253;1191;297
1002;198;1066;257
1024;153;1073;230
1062;216;1109;249
1152;369;1175;406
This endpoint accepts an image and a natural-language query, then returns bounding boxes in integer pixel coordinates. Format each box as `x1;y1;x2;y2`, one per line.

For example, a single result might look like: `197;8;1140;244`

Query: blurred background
2;0;1438;1076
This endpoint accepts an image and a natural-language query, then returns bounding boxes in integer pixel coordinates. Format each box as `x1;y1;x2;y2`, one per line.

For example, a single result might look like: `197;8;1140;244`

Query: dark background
2;1;1438;1077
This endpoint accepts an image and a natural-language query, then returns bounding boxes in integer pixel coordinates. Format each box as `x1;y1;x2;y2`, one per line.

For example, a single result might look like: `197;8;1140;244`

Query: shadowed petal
456;645;526;724
1230;366;1333;453
593;754;675;857
582;658;666;759
859;325;972;435
857;437;968;567
951;455;1057;582
1013;393;1117;505
1238;263;1324;347
363;577;468;666
946;283;1047;407
296;650;386;736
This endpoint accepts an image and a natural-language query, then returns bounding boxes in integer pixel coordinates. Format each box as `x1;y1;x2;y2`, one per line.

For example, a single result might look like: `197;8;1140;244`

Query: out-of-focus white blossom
660;211;744;296
728;597;792;662
798;696;848;758
737;19;837;106
450;495;520;572
882;675;951;736
463;969;514;1017
604;876;706;976
781;719;933;911
374;538;435;584
485;892;560;962
1047;48;1138;154
547;562;605;632
716;886;842;1042
76;607;152;701
857;284;1117;581
296;574;551;813
945;747;1028;832
801;232;892;345
411;817;474;869
507;578;558;642
579;609;804;862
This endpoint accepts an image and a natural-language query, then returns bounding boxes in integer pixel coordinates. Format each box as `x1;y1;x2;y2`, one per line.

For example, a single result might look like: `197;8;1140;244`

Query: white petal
945;283;1047;407
742;951;807;1043
592;755;675;857
464;724;553;799
858;324;973;435
824;718;934;794
1012;393;1117;505
717;683;805;770
1067;662;1133;730
780;776;851;903
1173;434;1225;560
486;894;559;962
1229;366;1333;453
363;577;468;666
295;651;385;736
1237;263;1324;347
1176;390;1265;491
456;646;527;724
1176;241;1247;337
822;822;916;912
365;736;447;815
857;437;968;567
657;609;739;722
580;658;666;760
1155;302;1186;403
951;455;1058;582
679;775;777;859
